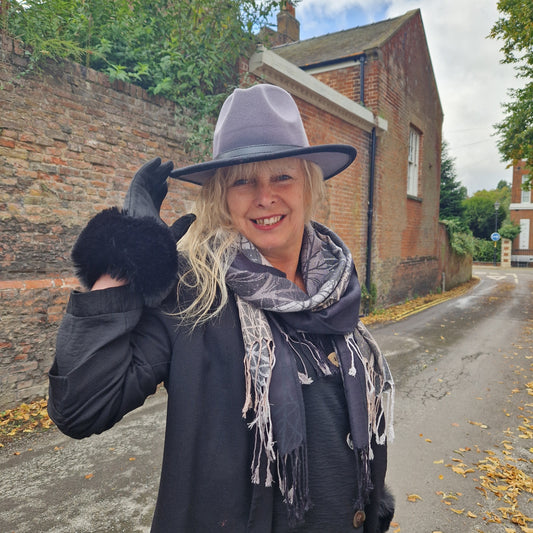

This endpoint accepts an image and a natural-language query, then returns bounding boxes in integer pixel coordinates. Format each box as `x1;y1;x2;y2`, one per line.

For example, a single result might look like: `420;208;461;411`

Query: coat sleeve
48;284;172;439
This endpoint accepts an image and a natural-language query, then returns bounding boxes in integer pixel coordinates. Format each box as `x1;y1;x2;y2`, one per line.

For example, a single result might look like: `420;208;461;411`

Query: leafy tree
462;186;510;240
439;140;467;221
489;0;533;190
3;0;286;157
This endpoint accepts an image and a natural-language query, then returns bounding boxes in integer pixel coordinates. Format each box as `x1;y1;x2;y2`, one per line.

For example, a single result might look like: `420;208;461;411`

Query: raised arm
48;157;195;438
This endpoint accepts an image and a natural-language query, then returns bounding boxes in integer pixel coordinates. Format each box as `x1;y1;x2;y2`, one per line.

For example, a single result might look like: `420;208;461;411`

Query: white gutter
248;46;388;134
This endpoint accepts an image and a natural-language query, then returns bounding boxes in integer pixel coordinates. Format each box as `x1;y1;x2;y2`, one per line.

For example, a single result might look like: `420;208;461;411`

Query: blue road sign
491;232;501;241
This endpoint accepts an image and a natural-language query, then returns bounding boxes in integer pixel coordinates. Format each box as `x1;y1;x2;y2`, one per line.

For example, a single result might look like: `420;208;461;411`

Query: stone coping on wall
0;277;79;291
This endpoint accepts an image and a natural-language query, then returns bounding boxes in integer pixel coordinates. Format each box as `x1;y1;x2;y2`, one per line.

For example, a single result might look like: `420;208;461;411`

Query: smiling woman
48;84;395;532
224;158;316;290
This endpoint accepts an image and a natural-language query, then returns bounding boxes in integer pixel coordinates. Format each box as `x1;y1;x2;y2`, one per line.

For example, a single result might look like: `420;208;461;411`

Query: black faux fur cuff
378;485;395;532
72;207;178;307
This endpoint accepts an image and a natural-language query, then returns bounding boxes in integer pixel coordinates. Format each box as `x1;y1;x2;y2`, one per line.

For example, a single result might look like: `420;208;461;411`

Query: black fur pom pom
72;207;178;307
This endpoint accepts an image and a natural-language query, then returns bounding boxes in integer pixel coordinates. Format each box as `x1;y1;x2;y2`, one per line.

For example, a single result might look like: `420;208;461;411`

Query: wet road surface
380;266;533;532
0;265;531;532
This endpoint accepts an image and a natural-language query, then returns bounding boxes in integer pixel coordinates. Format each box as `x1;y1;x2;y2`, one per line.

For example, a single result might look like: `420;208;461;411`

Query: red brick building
509;162;533;265
252;6;444;303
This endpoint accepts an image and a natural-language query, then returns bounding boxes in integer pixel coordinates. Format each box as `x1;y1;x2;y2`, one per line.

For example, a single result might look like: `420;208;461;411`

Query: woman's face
226;158;308;269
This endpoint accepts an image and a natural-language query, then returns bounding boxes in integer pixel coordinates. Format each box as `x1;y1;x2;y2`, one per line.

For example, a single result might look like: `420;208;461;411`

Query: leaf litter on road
434;319;533;532
0;398;53;446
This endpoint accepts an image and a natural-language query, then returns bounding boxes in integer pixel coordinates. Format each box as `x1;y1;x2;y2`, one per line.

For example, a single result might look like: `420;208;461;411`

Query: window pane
519;219;530;249
521;176;531;203
408;128;420;196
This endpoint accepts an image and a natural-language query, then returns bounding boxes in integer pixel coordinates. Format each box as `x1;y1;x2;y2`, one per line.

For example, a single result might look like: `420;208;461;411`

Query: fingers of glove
152;159;174;181
133;158;173;190
170;213;196;242
139;159;172;207
125;158;173;217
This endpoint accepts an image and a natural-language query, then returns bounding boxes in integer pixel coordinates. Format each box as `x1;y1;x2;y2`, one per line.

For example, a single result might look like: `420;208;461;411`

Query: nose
254;180;276;206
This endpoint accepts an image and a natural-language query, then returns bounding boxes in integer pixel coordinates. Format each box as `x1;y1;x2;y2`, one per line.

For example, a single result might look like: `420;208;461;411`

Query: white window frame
407;127;420;197
519;219;530;250
521;176;531;203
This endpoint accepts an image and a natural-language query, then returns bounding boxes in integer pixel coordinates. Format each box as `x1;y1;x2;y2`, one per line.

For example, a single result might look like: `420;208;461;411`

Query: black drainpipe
359;54;366;105
365;127;376;297
359;52;375;299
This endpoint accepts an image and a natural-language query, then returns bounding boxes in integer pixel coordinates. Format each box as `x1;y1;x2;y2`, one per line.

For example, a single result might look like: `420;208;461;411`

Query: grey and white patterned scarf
226;221;394;524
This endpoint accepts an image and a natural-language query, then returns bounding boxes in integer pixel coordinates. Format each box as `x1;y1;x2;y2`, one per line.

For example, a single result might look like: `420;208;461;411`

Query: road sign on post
491;232;501;266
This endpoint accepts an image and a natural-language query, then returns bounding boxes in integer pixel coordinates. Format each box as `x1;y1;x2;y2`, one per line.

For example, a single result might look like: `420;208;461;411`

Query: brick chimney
277;1;300;44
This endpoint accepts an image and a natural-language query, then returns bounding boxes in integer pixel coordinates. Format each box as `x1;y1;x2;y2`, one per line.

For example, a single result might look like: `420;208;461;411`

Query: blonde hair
176;158;325;327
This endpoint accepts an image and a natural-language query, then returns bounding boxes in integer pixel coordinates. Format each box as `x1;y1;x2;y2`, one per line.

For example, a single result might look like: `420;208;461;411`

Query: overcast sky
288;0;519;195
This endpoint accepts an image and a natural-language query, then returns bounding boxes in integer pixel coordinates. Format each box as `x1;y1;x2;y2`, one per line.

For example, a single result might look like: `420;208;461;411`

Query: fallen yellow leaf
468;420;488;429
407;494;422;502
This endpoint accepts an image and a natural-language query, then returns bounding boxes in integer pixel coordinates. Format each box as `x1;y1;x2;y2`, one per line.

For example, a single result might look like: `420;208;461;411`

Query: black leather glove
123;157;173;222
71;159;196;307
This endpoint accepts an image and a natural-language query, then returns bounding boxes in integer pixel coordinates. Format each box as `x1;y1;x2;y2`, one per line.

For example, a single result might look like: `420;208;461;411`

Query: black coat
48;284;392;532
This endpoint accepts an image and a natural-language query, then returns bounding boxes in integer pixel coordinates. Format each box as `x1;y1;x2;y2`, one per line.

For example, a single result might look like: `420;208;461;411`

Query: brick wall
0;35;198;408
438;224;472;290
294;95;372;269
364;12;443;304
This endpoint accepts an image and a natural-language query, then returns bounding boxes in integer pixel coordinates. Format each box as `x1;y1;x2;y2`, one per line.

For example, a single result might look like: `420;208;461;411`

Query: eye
273;174;293;182
231;177;250;187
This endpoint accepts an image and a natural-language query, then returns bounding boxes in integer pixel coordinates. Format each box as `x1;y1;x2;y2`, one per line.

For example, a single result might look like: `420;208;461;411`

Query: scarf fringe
238;296;277;486
348;323;395;449
277;447;310;527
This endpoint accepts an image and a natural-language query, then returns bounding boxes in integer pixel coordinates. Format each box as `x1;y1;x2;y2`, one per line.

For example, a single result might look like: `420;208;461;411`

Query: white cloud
294;0;520;193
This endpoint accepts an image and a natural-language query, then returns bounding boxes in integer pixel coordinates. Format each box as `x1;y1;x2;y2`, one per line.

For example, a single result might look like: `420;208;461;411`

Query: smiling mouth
253;215;284;226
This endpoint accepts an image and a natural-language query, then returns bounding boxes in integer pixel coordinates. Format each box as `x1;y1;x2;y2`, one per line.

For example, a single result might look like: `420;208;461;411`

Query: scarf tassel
242;335;277;487
277;446;311;527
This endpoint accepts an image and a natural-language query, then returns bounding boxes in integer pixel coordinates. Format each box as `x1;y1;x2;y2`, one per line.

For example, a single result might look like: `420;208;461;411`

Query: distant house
244;4;444;305
509;162;533;266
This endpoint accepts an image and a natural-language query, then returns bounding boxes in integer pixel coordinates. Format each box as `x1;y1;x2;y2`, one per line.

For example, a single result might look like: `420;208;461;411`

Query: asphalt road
1;265;531;533
381;266;533;532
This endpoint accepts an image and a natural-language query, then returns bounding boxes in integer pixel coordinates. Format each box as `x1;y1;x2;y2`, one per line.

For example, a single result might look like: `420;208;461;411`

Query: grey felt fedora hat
170;84;357;185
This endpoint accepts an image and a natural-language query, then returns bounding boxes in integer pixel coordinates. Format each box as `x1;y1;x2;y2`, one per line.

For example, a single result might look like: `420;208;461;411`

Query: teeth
255;216;282;226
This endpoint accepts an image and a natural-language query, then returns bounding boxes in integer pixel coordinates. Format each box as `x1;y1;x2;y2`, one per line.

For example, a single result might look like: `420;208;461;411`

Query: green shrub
441;219;475;256
473;238;499;263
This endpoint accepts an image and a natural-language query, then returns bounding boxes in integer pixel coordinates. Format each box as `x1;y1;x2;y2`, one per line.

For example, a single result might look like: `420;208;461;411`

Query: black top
272;330;362;532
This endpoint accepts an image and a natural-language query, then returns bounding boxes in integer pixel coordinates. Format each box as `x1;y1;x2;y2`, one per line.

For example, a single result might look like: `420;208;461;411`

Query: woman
48;84;394;532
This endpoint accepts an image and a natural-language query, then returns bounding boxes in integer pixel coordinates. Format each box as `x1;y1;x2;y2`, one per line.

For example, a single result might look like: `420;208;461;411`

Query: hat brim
170;144;357;185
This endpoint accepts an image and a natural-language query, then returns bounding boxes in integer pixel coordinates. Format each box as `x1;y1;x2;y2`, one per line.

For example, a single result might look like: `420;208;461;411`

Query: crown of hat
213;84;309;159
